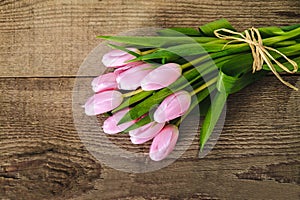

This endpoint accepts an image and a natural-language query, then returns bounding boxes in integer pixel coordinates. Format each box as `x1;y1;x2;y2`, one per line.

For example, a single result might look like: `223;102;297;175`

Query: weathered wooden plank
0;0;299;77
0;76;299;199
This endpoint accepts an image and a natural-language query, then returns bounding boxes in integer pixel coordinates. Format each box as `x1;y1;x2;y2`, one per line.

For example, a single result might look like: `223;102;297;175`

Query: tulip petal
130;136;153;144
102;108;135;134
109;48;139;56
130;122;165;144
129;122;165;139
154;90;191;123
141;63;181;91
102;48;140;68
149;125;179;161
114;62;144;76
91;72;117;93
117;63;154;90
84;90;123;116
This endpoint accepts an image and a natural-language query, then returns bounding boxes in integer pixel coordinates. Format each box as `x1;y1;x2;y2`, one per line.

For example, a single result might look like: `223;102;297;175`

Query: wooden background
1;0;299;199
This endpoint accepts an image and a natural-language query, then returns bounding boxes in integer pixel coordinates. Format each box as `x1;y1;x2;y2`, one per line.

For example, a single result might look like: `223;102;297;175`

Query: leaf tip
97;36;111;39
199;141;205;152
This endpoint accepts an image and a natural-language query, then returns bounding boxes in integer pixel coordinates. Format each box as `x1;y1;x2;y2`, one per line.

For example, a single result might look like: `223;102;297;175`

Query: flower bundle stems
84;19;300;161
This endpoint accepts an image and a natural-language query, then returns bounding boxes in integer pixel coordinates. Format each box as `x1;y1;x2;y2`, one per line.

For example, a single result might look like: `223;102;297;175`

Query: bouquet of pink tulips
84;19;300;161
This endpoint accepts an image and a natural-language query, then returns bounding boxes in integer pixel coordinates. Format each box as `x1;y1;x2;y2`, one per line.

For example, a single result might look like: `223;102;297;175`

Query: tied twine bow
214;28;299;91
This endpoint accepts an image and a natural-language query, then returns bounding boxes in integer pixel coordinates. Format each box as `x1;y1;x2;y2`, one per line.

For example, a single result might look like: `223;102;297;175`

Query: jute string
214;28;298;91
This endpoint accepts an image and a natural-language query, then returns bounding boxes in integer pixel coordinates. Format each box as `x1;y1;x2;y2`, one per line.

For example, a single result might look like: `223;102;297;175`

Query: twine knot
214;27;298;91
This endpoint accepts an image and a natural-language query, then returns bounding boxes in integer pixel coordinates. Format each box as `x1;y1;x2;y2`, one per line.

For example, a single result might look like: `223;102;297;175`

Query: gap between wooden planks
0;0;299;77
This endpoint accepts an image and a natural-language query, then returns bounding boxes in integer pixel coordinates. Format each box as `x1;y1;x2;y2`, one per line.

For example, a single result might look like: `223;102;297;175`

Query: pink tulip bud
91;72;118;93
149;125;179;161
130;137;153;145
129;122;165;144
113;62;144;76
141;63;182;91
154;90;191;123
102;48;140;68
102;108;136;134
116;63;154;90
84;90;123;116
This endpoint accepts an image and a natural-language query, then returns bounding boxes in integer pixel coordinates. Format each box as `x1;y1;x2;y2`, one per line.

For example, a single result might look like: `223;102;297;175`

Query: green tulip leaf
200;90;227;150
130;49;180;62
107;43;140;57
199;18;235;37
123;115;152;132
98;36;216;48
157;27;202;36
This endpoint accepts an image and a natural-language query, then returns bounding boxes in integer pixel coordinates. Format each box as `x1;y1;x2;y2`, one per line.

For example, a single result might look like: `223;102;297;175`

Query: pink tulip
129;122;165;144
113;61;143;76
141;63;182;91
130;137;154;145
84;90;123;116
102;48;140;68
91;72;117;93
102;108;136;134
116;63;154;90
154;90;191;123
149;125;179;161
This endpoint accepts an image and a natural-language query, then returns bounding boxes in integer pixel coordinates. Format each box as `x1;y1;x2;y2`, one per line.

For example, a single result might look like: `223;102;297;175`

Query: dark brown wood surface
0;0;299;199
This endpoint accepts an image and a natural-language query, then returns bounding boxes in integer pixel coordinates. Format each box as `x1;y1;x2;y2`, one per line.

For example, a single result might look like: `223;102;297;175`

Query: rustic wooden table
1;0;299;199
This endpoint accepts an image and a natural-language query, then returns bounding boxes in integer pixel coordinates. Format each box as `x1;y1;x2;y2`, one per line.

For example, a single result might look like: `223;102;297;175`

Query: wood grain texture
1;0;300;199
0;0;300;77
0;76;299;199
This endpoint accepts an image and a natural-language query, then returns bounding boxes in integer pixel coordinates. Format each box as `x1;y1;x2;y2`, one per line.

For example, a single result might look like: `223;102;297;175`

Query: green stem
122;88;143;98
180;55;210;70
173;53;242;89
140;48;158;55
263;27;300;45
189;77;218;96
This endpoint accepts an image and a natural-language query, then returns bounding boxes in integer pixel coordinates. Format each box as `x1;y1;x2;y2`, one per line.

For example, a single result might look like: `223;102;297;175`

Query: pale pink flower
91;72;117;93
116;63;154;90
149;125;179;161
154;90;191;123
102;48;140;68
141;63;182;91
102;108;136;134
84;90;123;116
113;62;143;76
129;122;165;144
